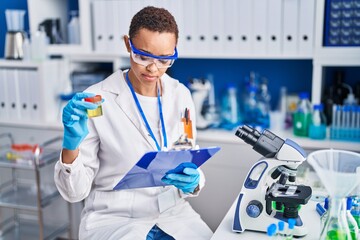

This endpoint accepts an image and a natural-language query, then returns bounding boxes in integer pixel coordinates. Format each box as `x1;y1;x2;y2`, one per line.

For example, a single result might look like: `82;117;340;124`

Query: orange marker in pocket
181;108;193;139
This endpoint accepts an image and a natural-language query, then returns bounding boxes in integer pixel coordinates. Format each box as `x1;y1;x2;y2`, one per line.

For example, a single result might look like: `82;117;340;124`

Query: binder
210;0;225;56
282;0;299;56
298;0;315;56
17;69;31;122
106;1;119;54
238;0;253;55
196;0;211;55
0;69;9;121
92;0;107;53
117;0;132;55
266;0;282;56
113;146;221;190
28;69;41;121
6;69;21;121
223;0;240;56
168;0;184;54
181;0;197;56
252;0;268;55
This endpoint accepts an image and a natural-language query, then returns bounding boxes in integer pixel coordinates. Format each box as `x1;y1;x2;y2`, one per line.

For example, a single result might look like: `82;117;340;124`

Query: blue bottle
309;104;327;139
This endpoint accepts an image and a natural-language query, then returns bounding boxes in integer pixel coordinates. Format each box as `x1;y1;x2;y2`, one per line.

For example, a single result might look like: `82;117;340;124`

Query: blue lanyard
126;71;167;151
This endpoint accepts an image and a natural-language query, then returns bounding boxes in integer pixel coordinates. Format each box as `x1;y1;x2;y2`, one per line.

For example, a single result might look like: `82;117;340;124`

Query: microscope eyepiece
235;125;285;158
235;125;260;146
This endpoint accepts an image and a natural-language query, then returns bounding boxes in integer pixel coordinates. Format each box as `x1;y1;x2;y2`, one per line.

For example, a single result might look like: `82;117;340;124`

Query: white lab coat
54;70;212;240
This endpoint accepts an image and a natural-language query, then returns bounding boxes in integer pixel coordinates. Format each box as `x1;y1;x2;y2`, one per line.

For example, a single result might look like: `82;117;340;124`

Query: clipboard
113;146;221;190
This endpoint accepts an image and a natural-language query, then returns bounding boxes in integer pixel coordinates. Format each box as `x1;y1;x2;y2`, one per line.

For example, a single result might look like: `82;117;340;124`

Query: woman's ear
123;35;131;53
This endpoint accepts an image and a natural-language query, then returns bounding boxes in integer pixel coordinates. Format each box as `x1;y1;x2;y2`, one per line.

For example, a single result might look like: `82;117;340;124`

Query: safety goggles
129;39;178;69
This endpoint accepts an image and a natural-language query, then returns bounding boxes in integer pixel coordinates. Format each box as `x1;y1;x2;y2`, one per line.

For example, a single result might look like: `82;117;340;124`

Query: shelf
0;121;62;131
0;217;69;240
0;182;59;211
0;148;60;169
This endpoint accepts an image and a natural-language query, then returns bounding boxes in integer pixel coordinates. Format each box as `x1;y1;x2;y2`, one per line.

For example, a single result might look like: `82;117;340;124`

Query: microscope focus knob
246;200;263;218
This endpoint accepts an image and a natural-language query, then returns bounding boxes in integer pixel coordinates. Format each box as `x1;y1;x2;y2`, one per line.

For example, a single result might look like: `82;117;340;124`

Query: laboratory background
0;0;360;239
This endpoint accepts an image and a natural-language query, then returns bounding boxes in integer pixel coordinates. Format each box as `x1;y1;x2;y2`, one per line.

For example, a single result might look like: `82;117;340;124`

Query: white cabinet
0;60;68;128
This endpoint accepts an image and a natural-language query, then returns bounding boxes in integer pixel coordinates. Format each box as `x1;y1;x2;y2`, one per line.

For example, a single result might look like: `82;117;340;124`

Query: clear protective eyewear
129;39;178;69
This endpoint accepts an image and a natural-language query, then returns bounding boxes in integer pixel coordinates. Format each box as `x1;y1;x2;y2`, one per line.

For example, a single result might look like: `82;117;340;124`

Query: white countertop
211;195;322;240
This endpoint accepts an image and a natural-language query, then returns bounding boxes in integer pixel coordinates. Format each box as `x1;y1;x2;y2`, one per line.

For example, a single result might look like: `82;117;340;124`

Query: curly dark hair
129;6;179;42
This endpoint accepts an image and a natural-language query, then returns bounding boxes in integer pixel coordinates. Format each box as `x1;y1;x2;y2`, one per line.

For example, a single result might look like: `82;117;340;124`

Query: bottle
67;10;81;44
293;92;312;137
31;26;48;61
257;78;271;129
84;95;103;118
22;32;31;60
309;104;327;139
320;198;329;228
275;86;287;130
351;196;360;229
242;86;259;127
346;197;359;239
221;83;239;128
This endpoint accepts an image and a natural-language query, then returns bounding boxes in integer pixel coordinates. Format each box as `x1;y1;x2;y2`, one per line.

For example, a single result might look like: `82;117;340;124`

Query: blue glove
62;92;98;150
161;162;200;193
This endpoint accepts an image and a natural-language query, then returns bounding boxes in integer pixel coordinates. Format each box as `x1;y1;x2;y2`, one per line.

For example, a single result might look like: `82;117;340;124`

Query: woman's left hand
161;162;200;193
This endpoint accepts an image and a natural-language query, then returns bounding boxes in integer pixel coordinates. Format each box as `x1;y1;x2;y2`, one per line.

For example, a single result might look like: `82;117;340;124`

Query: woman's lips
142;74;157;81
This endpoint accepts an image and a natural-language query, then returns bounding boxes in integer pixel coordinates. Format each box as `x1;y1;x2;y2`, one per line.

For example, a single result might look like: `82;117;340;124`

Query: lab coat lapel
103;71;158;150
160;76;175;147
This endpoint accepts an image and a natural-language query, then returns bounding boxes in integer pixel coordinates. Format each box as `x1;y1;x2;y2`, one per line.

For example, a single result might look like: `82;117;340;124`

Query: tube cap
85;95;102;103
267;223;277;236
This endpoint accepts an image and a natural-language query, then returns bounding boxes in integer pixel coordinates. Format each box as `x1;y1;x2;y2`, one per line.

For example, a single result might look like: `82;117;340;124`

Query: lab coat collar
101;70;155;149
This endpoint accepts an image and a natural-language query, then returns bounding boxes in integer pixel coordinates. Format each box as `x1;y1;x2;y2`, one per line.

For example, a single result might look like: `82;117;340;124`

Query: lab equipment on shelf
307;149;360;240
85;95;103;118
309;104;327;140
330;104;360;142
4;9;26;60
232;125;312;237
221;83;239;129
188;78;215;129
293;92;312;137
0;133;72;240
346;197;359;239
67;11;81;44
351;196;360;229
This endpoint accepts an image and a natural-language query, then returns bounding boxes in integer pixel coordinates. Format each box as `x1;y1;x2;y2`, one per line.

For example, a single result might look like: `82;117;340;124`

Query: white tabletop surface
211;195;322;240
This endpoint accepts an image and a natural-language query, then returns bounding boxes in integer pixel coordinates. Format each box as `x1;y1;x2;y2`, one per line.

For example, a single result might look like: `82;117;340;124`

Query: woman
54;6;213;240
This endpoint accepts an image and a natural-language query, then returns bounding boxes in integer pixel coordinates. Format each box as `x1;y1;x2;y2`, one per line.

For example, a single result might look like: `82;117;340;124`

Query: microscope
232;125;312;237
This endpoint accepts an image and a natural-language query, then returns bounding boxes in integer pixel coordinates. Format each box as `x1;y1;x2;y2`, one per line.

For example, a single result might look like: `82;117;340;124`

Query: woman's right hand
62;92;98;150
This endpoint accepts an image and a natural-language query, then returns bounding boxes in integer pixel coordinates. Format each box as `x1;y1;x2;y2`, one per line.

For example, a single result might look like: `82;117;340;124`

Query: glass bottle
293;92;312;137
257;78;271;129
320;197;329;228
221;83;239;128
309;104;327;139
346;197;359;239
242;86;260;127
350;196;360;229
322;198;352;240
